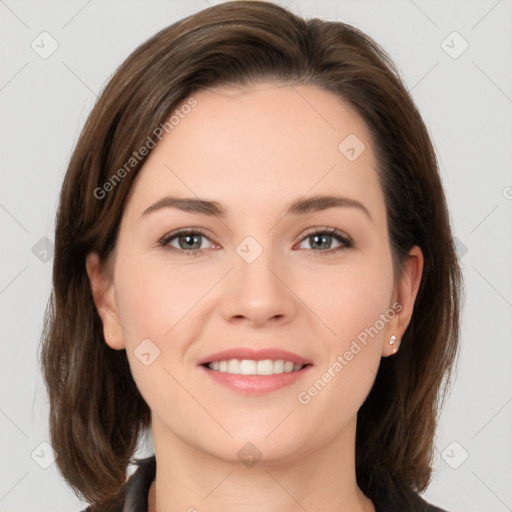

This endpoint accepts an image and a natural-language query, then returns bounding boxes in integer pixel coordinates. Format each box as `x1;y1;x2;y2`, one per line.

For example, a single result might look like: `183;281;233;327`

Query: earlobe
85;251;125;350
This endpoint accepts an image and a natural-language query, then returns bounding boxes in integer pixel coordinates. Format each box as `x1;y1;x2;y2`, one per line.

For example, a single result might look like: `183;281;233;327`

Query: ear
85;251;126;350
382;245;424;357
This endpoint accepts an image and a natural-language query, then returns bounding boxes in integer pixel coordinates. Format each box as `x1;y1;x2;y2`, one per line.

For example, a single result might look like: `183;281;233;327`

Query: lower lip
198;364;313;395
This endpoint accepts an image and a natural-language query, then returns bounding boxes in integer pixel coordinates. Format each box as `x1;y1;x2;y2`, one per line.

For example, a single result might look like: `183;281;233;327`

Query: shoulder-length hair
40;1;464;510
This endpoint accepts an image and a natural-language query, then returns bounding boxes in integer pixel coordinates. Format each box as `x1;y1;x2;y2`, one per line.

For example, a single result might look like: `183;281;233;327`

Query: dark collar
122;455;448;512
123;456;156;511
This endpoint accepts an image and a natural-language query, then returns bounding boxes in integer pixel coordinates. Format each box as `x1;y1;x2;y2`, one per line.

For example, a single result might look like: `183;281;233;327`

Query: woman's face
87;82;422;463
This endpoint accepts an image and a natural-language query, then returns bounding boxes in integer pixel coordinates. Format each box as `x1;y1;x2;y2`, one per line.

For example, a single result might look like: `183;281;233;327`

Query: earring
389;335;398;354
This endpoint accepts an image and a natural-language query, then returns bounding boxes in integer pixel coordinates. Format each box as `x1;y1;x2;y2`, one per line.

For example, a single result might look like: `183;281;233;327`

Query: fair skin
86;82;423;512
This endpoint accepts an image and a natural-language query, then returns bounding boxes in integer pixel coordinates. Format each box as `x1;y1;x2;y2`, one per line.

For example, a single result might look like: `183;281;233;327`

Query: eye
296;228;353;254
159;227;353;256
159;228;215;256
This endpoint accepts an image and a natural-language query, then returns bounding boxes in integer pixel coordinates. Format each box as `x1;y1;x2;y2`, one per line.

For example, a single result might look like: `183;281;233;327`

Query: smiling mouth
201;359;313;375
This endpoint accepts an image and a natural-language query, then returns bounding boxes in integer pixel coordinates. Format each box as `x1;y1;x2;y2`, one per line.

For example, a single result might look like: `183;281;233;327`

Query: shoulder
408;492;449;512
372;483;449;512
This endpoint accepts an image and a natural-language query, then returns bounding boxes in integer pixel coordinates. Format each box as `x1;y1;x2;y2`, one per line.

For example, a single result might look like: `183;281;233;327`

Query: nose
220;248;297;327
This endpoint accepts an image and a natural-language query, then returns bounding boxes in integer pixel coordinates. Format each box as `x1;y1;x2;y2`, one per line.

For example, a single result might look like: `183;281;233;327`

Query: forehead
123;82;384;225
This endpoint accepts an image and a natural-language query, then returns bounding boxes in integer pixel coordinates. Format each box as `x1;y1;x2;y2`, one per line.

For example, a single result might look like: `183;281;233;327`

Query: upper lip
197;347;313;366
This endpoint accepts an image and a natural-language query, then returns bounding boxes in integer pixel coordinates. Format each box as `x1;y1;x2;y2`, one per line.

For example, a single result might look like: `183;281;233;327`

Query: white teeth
206;358;305;375
240;359;257;374
227;359;240;374
273;359;284;373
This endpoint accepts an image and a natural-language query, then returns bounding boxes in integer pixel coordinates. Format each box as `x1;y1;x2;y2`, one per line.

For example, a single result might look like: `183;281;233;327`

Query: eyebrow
141;194;372;220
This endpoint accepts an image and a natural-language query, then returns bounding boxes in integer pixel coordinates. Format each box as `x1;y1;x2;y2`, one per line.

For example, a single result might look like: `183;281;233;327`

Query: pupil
180;234;200;250
312;234;331;249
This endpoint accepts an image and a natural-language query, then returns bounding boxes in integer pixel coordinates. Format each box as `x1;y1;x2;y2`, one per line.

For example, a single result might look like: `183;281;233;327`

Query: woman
40;1;463;511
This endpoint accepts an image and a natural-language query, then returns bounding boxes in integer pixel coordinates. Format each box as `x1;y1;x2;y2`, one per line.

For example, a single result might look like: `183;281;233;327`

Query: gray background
1;0;511;511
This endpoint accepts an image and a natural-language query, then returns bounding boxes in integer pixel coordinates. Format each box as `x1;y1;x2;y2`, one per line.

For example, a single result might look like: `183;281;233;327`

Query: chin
203;431;309;467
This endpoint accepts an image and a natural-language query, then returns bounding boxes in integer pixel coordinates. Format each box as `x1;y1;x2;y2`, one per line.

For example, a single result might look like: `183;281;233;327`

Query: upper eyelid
160;227;216;243
300;226;351;239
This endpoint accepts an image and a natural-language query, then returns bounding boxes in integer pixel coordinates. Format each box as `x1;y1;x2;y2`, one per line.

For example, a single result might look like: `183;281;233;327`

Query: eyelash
158;227;354;257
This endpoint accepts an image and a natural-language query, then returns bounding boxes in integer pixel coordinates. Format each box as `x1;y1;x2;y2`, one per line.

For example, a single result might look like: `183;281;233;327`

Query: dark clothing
83;455;449;511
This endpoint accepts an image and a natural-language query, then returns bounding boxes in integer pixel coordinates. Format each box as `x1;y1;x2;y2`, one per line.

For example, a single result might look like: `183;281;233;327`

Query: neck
148;416;375;512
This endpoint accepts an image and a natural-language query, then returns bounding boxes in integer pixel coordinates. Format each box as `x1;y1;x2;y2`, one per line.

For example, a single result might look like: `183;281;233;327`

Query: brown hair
40;1;464;509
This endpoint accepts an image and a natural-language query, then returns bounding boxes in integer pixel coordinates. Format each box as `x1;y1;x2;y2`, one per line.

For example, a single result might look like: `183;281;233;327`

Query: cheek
114;252;207;343
113;251;220;402
304;251;394;348
294;261;393;433
113;266;189;417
